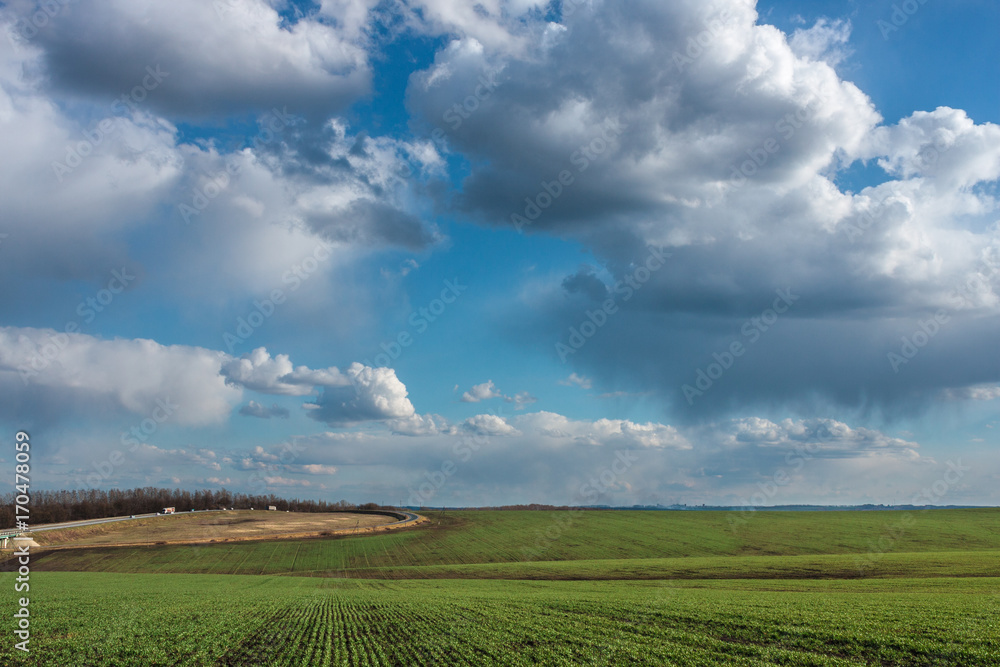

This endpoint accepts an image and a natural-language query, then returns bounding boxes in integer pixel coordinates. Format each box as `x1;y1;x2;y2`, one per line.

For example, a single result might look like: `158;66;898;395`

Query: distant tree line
0;487;385;528
426;504;600;511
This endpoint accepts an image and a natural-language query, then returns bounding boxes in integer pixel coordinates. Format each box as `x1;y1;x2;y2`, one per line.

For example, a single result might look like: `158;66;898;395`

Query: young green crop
1;573;998;666
21;508;1000;578
5;510;998;664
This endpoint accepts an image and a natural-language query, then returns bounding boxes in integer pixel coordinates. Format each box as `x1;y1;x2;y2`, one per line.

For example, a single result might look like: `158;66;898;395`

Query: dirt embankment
9;510;427;551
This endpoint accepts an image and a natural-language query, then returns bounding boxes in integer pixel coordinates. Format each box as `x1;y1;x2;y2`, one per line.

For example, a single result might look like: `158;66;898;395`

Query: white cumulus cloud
306;362;416;425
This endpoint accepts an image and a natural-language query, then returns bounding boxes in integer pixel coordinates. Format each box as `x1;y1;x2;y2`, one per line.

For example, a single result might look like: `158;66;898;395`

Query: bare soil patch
30;511;401;548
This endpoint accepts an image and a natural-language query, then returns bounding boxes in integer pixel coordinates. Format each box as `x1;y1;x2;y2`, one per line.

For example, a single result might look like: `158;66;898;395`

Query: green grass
29;546;1000;581
7;509;999;664
2;572;998;666
25;509;1000;578
298;550;1000;581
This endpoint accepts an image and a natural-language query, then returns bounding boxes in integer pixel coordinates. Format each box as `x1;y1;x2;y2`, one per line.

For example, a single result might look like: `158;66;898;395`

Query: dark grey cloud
562;267;610;302
239;401;290;419
514;283;1000;421
406;0;1000;417
22;0;371;119
311;200;440;250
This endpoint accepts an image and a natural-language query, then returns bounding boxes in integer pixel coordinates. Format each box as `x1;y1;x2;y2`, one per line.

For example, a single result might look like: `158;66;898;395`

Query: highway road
19;509;224;534
394;510;421;526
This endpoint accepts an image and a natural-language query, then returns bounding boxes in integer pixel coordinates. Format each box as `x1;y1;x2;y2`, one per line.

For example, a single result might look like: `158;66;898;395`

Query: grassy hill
24;508;1000;578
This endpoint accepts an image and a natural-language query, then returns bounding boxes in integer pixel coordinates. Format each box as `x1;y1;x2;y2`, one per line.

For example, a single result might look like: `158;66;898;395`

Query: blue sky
1;0;998;507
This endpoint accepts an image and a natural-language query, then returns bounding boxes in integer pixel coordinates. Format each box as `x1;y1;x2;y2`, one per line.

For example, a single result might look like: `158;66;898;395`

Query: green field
2;573;998;665
3;509;999;665
24;508;1000;577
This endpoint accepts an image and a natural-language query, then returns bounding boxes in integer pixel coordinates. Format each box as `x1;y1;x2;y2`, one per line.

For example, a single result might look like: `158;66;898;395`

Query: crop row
1;573;998;665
